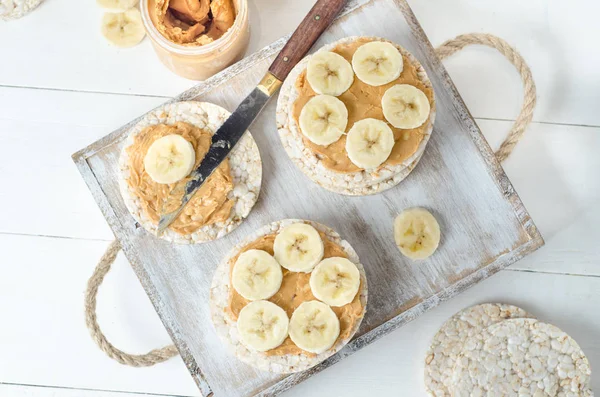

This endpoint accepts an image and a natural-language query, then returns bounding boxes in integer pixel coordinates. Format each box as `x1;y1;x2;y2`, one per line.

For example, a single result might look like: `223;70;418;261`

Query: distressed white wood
0;234;198;397
2;0;600;126
72;1;543;395
0;234;598;397
0;0;599;396
0;384;180;397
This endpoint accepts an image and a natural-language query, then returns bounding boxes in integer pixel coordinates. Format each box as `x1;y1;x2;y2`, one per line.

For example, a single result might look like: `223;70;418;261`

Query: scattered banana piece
299;94;348;146
345;118;395;169
352;41;403;86
310;257;360;307
101;8;146;48
96;0;137;12
288;300;340;354
143;134;196;184
273;223;325;272
232;249;283;301
394;207;440;260
237;300;289;352
382;84;430;129
306;51;354;96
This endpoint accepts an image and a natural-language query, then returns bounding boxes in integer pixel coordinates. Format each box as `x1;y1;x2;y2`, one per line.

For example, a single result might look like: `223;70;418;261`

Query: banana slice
394;208;441;260
345;118;395;169
101;9;146;48
96;0;138;12
306;51;354;96
382;84;430;129
352;41;404;86
273;223;324;273
310;257;360;307
232;249;283;301
237;300;289;352
299;95;348;146
289;300;340;354
143;134;196;184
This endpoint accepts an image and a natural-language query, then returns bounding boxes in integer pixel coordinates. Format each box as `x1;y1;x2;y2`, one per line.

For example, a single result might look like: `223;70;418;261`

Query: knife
157;0;346;235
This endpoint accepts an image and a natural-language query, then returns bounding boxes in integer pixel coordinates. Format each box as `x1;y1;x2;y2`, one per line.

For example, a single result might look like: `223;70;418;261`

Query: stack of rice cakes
425;303;593;396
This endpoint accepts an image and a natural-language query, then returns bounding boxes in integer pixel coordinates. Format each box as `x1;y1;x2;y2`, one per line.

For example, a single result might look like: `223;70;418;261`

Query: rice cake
450;318;592;396
118;101;261;244
209;219;368;373
275;36;435;196
425;303;534;397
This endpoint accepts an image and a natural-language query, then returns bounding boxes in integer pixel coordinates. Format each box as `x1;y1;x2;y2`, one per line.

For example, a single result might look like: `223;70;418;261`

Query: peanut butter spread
149;0;236;45
227;233;364;356
126;122;234;235
292;38;434;173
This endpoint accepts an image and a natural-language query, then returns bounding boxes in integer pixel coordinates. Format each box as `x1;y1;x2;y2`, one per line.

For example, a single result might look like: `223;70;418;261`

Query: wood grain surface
268;0;346;81
72;0;543;396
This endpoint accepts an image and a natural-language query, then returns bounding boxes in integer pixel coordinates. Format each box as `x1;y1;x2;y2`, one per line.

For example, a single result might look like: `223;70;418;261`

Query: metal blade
156;87;271;235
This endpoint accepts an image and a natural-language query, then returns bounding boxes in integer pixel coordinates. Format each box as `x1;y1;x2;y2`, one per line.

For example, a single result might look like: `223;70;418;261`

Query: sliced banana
273;223;324;273
394;207;441;260
96;0;138;12
237;300;289;352
352;41;404;86
232;249;283;301
310;257;360;307
143;134;196;184
345;118;395;169
382;84;430;129
289;301;340;354
299;95;348;146
101;9;146;48
306;51;354;96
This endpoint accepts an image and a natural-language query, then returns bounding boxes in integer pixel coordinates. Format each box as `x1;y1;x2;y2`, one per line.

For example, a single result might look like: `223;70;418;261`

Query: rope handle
84;33;537;367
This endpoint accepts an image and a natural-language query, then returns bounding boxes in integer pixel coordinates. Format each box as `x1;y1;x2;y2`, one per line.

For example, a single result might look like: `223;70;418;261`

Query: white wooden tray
72;0;543;395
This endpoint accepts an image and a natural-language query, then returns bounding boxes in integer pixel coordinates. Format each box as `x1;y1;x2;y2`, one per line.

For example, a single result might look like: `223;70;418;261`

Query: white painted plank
0;383;183;397
1;233;598;396
0;0;313;97
2;86;598;279
0;234;198;397
409;0;600;126
479;119;600;276
1;0;599;126
0;87;164;240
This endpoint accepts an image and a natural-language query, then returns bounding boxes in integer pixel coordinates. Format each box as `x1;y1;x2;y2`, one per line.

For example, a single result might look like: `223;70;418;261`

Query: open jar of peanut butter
141;0;249;80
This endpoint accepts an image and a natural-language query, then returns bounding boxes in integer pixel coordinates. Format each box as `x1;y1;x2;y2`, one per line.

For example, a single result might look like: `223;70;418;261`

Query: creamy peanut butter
126;122;234;235
227;233;364;356
148;0;235;45
292;38;434;173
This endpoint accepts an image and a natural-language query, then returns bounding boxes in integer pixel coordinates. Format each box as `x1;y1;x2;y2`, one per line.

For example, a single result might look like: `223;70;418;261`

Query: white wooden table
0;0;598;396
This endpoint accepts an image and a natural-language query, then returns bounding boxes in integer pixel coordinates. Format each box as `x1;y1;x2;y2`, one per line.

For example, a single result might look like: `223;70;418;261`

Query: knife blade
157;0;347;236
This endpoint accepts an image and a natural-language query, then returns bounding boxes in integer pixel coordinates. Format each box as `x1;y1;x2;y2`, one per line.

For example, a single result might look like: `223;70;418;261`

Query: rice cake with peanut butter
276;36;436;195
118;101;261;244
210;219;368;373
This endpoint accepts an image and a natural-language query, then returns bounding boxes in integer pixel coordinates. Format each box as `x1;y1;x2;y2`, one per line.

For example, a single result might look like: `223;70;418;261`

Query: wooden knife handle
268;0;346;81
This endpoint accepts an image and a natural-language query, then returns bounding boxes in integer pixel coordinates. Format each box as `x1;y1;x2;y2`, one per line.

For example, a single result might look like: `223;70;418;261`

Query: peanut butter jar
141;0;249;80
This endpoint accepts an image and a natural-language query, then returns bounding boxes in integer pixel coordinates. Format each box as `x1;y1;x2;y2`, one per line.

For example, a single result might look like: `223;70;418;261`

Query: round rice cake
1;0;43;20
425;303;534;397
209;219;368;373
275;35;436;196
118;101;262;244
450;318;592;396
